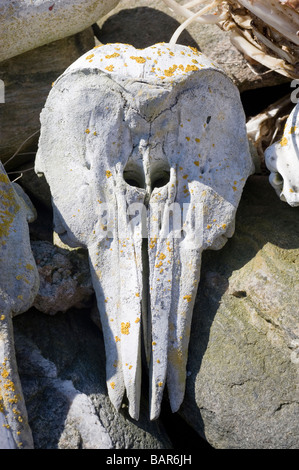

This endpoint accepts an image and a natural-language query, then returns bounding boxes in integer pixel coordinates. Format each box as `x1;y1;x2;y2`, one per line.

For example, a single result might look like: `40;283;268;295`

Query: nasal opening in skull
150;160;170;190
123;161;145;189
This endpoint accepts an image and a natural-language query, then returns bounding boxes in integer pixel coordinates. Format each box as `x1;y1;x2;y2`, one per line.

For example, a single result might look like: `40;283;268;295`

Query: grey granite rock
13;308;172;449
0;28;95;169
180;175;299;449
31;240;93;315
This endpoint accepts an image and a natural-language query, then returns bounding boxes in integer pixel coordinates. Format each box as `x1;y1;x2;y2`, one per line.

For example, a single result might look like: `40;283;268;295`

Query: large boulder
13;308;172;449
180;175;299;449
0;28;95;170
0;0;120;62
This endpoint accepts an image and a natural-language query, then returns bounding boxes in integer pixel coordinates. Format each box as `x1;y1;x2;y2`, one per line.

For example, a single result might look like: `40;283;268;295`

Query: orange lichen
164;64;178;76
185;64;199;72
183;295;192;302
121;322;130;335
105;53;120;59
105;65;114;72
130;56;146;64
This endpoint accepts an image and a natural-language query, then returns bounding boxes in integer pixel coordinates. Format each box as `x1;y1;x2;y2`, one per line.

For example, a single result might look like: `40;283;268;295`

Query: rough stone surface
13;308;172;450
0;28;95;169
31;240;93;315
35;42;254;421
96;0;290;92
0;0;120;62
0;162;39;449
180;175;299;449
265;101;299;207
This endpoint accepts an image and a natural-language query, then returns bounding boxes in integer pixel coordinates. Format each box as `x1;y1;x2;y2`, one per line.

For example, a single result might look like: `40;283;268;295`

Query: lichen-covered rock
0;0;120;62
31;240;93;315
0;162;39;449
179;175;299;449
0;28;95;169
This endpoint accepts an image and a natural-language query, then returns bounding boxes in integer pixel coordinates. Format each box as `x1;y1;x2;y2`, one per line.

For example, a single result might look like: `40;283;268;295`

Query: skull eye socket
150;160;170;191
123;163;145;189
272;172;283;187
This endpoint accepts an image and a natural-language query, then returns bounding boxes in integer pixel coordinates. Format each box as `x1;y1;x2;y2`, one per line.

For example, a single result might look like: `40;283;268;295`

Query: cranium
0;162;39;448
35;42;254;420
265;102;299;207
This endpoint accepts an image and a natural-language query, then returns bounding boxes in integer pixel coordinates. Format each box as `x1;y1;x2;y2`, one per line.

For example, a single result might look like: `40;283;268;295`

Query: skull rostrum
35;43;254;420
265;102;299;207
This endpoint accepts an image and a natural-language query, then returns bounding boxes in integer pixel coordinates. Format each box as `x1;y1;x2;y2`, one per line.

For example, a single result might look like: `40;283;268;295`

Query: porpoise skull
265;102;299;207
35;43;254;420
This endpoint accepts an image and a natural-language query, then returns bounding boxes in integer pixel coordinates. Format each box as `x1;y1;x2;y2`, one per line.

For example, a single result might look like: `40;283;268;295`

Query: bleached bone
0;162;39;448
265;102;299;207
0;0;120;62
35;42;254;420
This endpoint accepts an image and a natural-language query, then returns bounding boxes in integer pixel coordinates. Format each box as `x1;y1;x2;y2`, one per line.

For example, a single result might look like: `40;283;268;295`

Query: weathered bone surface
0;162;39;448
35;42;254;420
0;0;120;62
265;102;299;207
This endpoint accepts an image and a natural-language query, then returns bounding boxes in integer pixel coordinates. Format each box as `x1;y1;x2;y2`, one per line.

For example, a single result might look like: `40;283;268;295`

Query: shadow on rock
96;7;199;50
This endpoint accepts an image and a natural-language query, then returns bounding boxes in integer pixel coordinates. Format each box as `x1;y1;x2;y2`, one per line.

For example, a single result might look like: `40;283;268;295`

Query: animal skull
0;162;39;448
265;102;299;207
35;42;254;420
